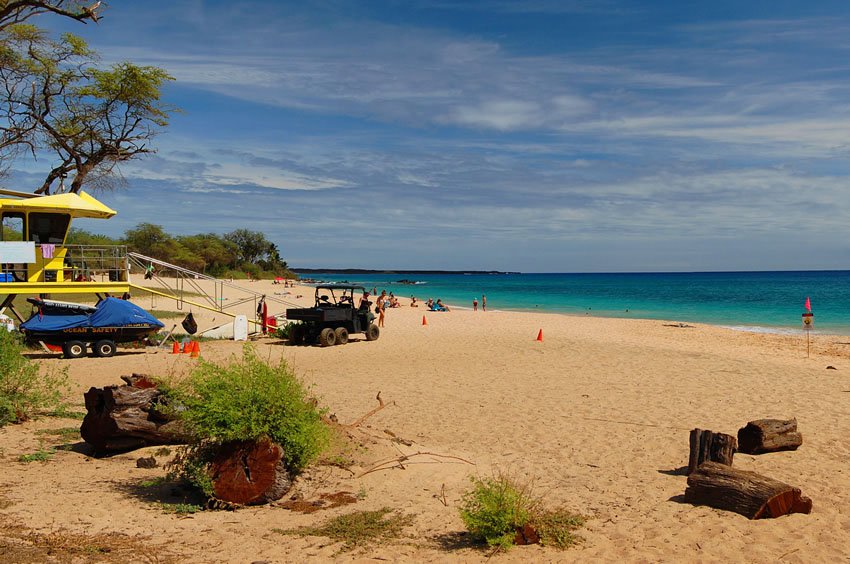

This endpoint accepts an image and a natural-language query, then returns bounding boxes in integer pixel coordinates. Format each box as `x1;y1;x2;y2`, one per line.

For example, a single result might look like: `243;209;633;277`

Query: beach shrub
0;330;69;426
274;321;296;340
168;345;330;496
459;472;584;552
459;473;538;551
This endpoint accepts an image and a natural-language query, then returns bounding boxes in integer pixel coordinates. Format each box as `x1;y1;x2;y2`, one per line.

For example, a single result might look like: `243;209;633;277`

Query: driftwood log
209;438;293;505
80;374;186;453
685;461;812;519
688;429;736;475
737;418;802;454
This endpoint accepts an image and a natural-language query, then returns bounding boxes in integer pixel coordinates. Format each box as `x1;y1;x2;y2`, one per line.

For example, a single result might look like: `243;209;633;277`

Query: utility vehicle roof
314;284;366;291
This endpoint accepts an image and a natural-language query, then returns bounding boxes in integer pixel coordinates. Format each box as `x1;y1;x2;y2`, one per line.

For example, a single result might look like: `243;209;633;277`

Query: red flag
805;297;811;312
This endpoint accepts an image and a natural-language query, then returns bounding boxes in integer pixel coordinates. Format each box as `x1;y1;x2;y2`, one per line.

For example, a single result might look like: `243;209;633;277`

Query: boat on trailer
19;296;164;358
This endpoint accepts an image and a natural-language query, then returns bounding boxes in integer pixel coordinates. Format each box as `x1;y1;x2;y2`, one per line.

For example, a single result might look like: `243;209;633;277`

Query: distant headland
292;268;518;275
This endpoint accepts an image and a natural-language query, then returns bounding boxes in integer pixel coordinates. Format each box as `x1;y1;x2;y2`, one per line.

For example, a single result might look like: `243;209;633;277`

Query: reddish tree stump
737;418;802;454
80;374;185;453
685;461;812;519
514;524;541;545
687;429;736;475
209;438;293;505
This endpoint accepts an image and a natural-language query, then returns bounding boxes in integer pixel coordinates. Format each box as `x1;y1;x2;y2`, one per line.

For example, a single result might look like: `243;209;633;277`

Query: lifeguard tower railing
1;244;299;324
126;252;299;318
63;244;129;282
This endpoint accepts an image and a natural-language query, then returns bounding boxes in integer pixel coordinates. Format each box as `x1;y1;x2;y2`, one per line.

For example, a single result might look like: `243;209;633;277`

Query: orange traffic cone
536;329;543;342
191;340;200;358
172;341;179;354
183;341;192;354
422;315;428;326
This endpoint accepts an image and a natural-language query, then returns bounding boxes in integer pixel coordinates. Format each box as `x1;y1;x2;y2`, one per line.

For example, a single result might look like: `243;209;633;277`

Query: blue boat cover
21;297;164;332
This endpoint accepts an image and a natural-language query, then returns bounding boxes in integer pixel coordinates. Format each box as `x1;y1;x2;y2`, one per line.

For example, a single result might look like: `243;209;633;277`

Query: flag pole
803;297;813;359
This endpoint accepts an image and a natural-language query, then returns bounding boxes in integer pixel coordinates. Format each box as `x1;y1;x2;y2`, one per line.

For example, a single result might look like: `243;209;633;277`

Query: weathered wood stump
737;418;802;454
209;438;293;505
80;374;186;453
688;429;736;475
685;461;812;519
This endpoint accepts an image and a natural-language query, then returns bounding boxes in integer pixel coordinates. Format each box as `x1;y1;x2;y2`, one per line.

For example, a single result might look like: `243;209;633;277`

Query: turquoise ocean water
306;271;850;335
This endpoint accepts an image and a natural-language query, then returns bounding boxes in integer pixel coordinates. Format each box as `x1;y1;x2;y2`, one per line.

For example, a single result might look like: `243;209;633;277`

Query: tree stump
737;418;802;454
80;374;186;453
688;429;736;475
685;461;812;519
209;438;293;505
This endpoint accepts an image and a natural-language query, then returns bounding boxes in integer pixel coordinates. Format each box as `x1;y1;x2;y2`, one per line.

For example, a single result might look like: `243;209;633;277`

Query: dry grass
274;507;414;552
0;516;181;563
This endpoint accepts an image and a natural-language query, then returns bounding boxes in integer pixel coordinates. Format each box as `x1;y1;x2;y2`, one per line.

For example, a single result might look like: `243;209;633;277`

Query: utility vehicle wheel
289;324;304;345
62;340;87;359
92;339;116;358
334;327;349;345
365;323;380;341
319;327;337;347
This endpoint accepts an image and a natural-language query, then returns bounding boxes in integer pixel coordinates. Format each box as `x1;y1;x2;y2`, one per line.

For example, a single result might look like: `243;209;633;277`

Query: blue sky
8;0;850;272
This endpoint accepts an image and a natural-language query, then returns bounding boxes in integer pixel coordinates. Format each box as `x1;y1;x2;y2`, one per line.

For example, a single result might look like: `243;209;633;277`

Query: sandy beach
2;277;850;562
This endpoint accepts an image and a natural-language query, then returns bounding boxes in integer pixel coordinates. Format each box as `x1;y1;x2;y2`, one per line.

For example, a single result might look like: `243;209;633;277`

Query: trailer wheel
334;327;349;345
319;327;337;347
365;323;380;341
93;339;116;358
62;340;87;359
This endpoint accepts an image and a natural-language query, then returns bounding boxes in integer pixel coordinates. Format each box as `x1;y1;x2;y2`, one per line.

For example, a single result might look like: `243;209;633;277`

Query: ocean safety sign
802;312;814;330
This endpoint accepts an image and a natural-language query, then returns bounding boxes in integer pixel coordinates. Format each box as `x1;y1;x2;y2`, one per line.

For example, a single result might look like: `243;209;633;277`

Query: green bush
169;345;330;494
0;331;69;426
459;473;539;551
274;321;297;340
459;472;584;552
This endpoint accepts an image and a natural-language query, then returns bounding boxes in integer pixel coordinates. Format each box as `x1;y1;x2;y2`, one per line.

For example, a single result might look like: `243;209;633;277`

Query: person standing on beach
376;295;386;327
473;297;478;311
482;294;486;311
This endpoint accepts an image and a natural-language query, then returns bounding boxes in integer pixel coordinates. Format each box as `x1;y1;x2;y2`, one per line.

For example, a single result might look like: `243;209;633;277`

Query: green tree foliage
0;1;174;192
225;228;273;265
123;222;177;261
65;227;119;246
177;233;239;276
119;223;293;278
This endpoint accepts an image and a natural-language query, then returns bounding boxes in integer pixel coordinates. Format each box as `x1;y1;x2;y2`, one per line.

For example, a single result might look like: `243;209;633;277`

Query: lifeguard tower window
28;213;70;244
1;213;24;241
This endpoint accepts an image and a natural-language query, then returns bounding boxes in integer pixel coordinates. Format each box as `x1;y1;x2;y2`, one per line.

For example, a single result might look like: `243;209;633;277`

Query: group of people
358;288;489;324
360;289;395;327
425;298;450;312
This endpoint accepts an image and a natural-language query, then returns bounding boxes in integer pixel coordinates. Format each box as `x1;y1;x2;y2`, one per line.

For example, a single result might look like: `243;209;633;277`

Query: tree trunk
80;374;186;453
737;418;802;454
688;429;736;475
685;461;812;519
209;438;293;506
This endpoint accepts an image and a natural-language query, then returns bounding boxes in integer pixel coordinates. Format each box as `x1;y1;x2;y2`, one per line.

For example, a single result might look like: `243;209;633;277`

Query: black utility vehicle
285;284;379;346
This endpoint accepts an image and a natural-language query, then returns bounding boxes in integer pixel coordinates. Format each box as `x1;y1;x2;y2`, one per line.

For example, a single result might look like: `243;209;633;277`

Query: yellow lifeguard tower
0;189;131;321
1;188;297;333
